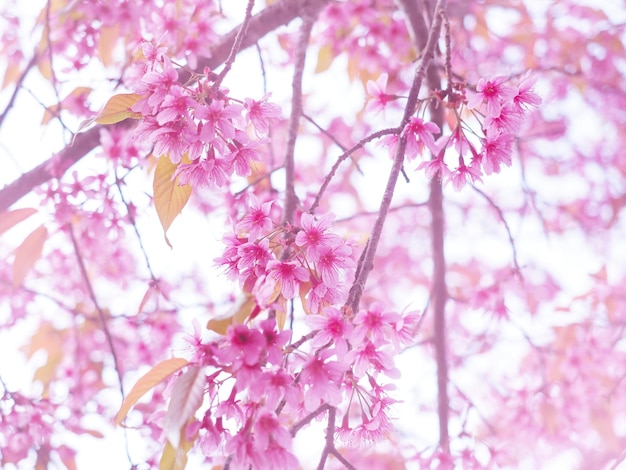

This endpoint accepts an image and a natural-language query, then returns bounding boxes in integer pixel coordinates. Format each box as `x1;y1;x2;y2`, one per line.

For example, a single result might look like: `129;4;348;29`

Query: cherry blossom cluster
181;302;420;468
216;199;357;315
0;390;75;466
368;72;542;190
130;42;281;187
152;202;418;467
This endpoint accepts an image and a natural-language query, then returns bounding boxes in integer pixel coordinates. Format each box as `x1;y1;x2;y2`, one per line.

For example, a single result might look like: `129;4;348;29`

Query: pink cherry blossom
365;73;397;115
306;306;353;355
401;117;441;157
513;71;542;111
266;260;309;299
467;75;517;117
244;94;282;136
299;350;345;411
236;195;274;240
480;128;514;175
295;212;342;262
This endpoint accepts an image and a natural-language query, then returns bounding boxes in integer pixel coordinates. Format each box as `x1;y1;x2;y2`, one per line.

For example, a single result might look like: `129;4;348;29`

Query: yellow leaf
207;294;256;335
97;24;120;67
115;357;189;425
315;44;334;73
163;366;205;447
13;225;47;287
95;93;143;125
42;87;92;125
160;430;193;470
590;404;620;452
2;61;22;90
0;208;37;237
33;350;63;386
137;285;158;314
153;156;192;247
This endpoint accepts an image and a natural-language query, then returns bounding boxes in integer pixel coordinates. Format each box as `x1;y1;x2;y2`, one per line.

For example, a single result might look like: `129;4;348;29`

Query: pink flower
299;350;345;411
260;318;291;365
295;212;341;262
244;94;282;136
315;242;354;288
365;73;397;115
249;370;299;410
401;117;440;157
253;409;292;451
237;195;274;241
306;306;352;356
226;133;267;177
196;99;243;142
217;324;265;367
236;238;271;275
484;104;523;135
449;157;483;191
389;311;421;350
513;71;542;111
266;260;309;299
481;128;514;175
156;85;196;125
173;153;231;186
417;156;450;180
351;303;400;346
261;442;299;470
467;76;516;117
346;341;399;378
150;119;198;164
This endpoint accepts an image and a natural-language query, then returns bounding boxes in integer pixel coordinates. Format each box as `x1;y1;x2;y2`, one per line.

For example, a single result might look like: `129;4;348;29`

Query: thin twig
213;0;255;89
66;223;132;464
0;0;331;212
302;112;364;175
283;6;319;226
0;54;38;129
471;185;523;275
345;0;447;314
309;127;399;214
290;403;329;435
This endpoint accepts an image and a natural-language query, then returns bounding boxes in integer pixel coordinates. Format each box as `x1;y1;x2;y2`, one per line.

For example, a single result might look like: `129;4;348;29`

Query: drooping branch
400;0;450;453
0;0;331;213
345;0;447;314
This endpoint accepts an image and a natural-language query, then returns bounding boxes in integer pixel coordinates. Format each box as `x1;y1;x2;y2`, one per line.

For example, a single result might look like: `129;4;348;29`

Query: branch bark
397;0;450;453
0;0;331;213
345;0;446;315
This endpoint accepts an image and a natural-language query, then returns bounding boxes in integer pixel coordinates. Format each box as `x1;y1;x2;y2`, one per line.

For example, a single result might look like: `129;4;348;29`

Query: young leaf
163;365;205;448
95;93;143;125
115;357;189;425
153;156;192;247
159;426;194;470
315;44;334;73
12;224;47;287
207;294;256;335
0;208;37;237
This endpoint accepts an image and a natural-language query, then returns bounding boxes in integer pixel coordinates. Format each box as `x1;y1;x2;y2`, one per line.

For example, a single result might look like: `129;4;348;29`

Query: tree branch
0;0;331;213
283;5;319;226
345;0;446;314
400;0;450;453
